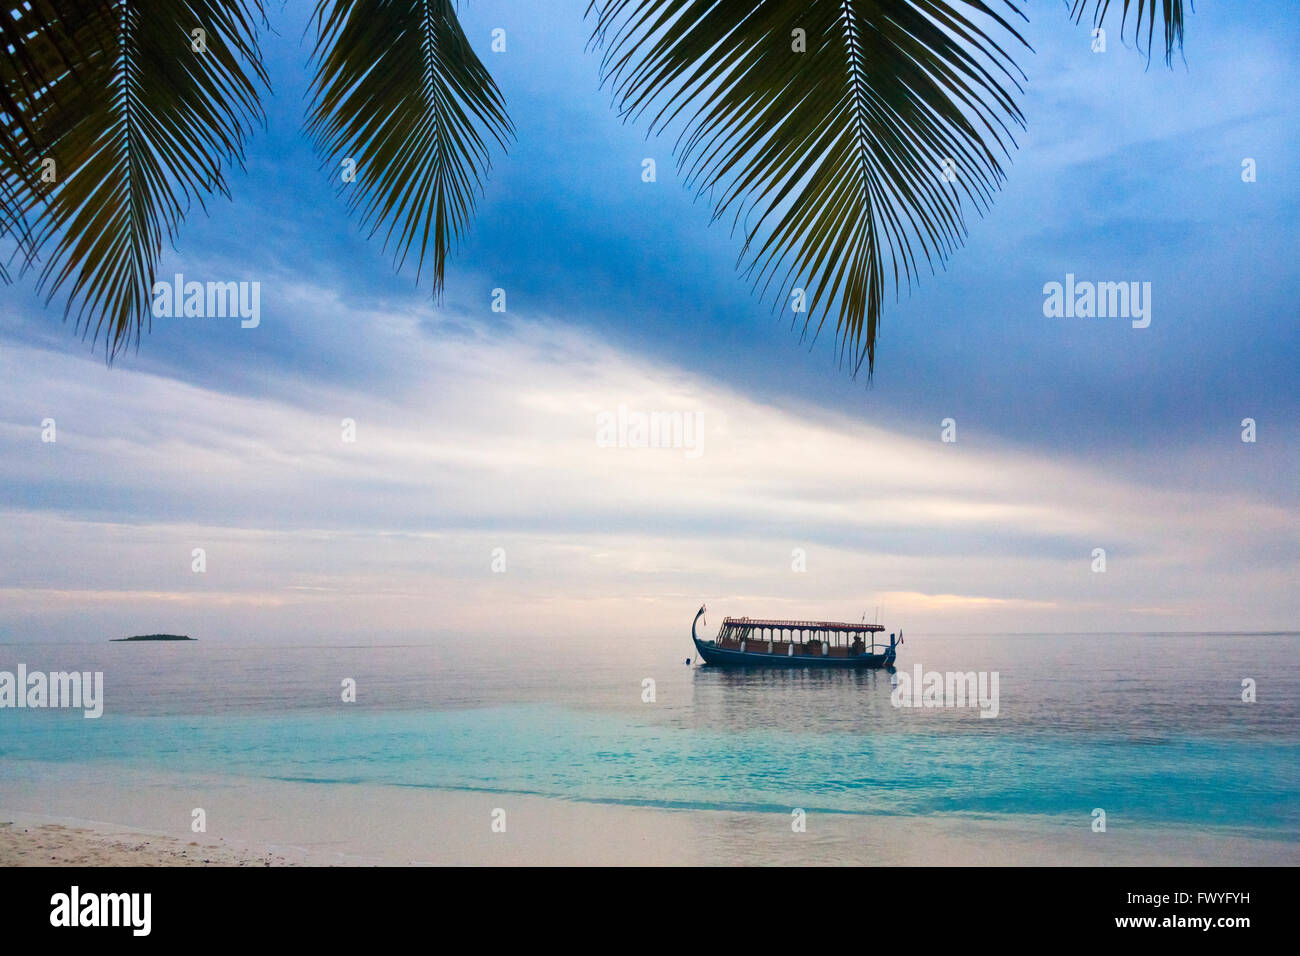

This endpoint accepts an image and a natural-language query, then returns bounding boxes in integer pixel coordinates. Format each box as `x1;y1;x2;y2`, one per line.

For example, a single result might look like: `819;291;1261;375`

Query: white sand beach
0;818;295;866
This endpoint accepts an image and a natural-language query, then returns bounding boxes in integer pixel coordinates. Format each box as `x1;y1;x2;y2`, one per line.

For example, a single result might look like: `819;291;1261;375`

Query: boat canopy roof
722;616;885;633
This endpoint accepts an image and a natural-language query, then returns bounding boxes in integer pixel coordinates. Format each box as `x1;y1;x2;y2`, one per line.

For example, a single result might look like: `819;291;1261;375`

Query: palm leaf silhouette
1;0;1189;369
586;0;1030;377
1071;0;1187;65
2;0;269;357
587;0;1188;376
304;0;514;299
0;0;115;283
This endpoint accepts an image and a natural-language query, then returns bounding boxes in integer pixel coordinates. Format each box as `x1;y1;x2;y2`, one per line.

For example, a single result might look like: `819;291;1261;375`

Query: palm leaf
1070;1;1187;65
0;1;115;281
304;0;514;298
1;0;269;357
587;1;1030;377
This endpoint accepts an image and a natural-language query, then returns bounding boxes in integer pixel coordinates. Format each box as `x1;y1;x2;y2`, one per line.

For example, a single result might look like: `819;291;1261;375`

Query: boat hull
692;635;895;669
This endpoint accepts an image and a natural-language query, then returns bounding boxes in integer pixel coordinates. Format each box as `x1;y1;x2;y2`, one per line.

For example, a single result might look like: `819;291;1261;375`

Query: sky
1;0;1298;642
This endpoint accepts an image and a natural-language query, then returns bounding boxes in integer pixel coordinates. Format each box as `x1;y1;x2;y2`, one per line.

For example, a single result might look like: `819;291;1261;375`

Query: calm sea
1;632;1297;840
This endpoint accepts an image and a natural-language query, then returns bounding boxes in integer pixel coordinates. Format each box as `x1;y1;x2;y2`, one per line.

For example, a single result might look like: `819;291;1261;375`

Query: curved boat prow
692;604;707;642
688;604;711;664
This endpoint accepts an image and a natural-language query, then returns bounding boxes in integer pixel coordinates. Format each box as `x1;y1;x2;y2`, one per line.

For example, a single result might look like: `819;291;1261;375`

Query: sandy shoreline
0;815;297;866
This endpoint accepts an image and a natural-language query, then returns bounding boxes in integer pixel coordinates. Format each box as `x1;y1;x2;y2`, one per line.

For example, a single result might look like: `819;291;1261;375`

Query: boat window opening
705;612;893;664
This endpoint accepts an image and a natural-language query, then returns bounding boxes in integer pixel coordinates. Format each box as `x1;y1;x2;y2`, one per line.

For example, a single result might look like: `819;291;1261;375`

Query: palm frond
304;0;514;298
587;1;1030;377
0;1;115;281
1070;0;1188;65
1;0;269;357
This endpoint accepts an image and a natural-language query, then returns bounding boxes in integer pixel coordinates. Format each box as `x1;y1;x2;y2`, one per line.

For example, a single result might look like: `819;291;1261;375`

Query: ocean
1;631;1297;864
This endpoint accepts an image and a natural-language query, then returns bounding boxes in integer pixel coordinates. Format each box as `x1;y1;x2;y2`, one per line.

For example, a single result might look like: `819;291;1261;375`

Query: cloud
1;294;1296;641
1;1;1296;642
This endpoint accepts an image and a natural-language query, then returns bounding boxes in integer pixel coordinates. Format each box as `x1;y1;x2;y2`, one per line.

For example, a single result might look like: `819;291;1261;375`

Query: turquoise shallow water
1;632;1297;838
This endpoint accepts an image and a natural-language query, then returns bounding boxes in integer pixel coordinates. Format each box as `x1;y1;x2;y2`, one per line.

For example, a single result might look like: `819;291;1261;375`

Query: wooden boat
691;605;898;668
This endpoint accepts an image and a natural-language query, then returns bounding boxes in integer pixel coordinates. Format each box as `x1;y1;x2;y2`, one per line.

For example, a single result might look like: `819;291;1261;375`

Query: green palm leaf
1070;1;1187;65
0;1;114;282
304;0;514;298
1;0;269;357
587;1;1031;376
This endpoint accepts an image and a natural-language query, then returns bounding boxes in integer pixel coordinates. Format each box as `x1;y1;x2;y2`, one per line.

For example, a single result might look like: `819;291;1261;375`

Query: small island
111;634;196;642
